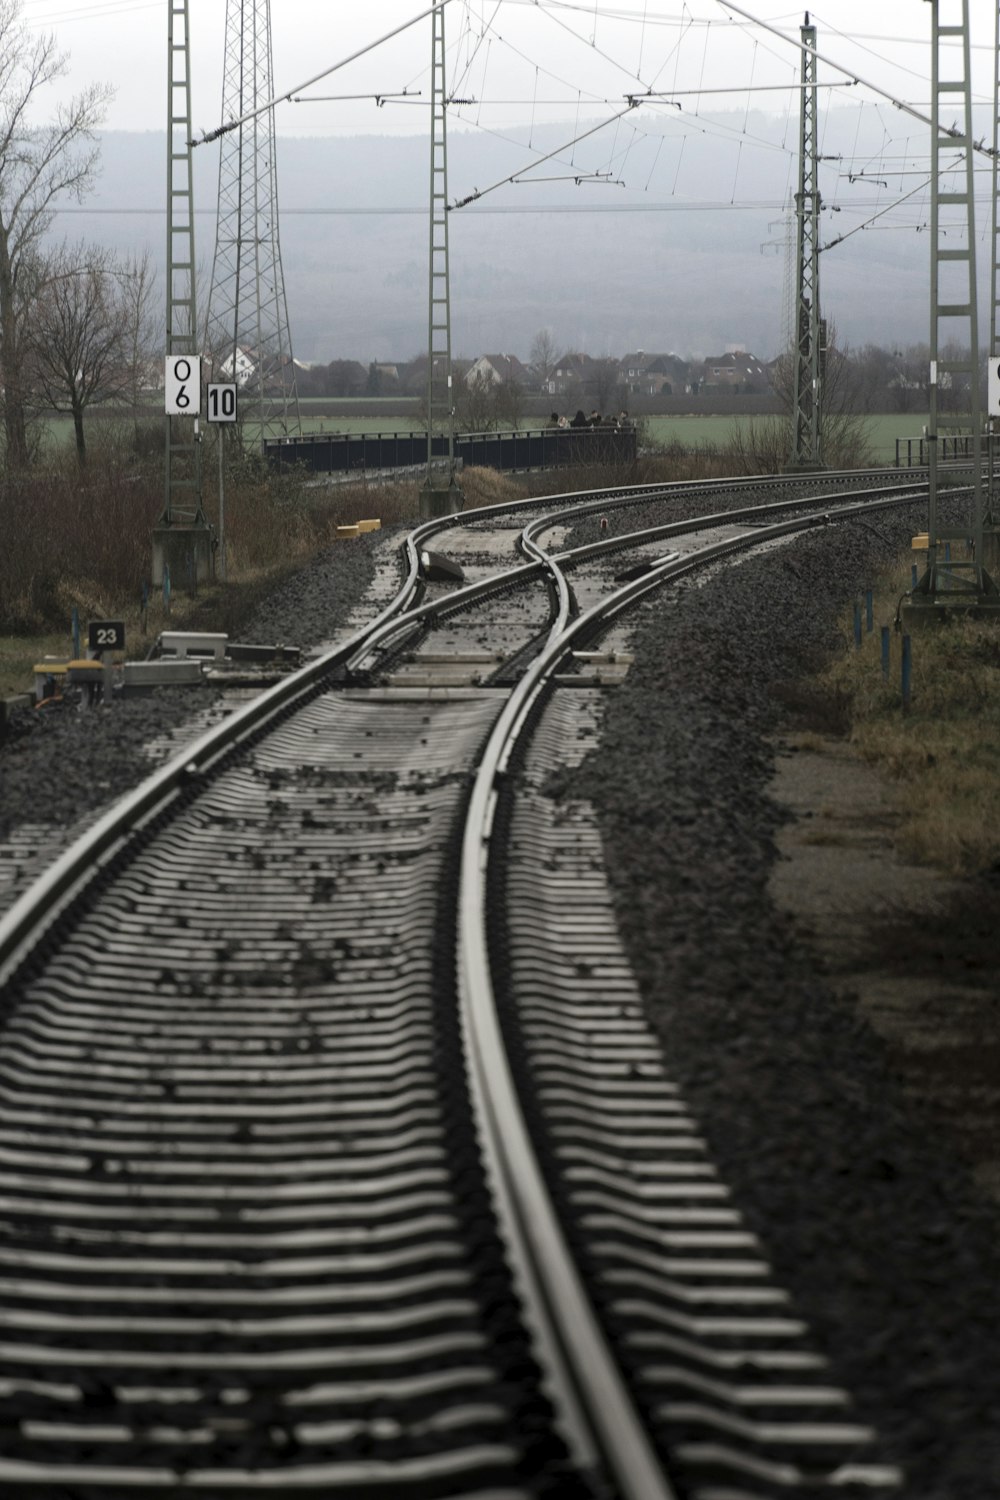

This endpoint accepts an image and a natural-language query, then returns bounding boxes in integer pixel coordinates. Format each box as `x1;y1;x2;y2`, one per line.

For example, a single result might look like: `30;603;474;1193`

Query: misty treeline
0;0;160;469
295;339;961;420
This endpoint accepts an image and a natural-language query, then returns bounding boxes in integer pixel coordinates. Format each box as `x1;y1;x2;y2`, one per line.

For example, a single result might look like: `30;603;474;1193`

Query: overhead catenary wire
54;198;966;217
535;0;654;91
821;172;940;253
291;91;421;105
716;0;998;160
438;0;822;191
627;81;857;99
450;102;637;207
192;0;456;147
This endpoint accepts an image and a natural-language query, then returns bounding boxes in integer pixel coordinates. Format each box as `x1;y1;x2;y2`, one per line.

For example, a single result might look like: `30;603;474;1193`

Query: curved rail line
0;476;933;1496
2;472;939;988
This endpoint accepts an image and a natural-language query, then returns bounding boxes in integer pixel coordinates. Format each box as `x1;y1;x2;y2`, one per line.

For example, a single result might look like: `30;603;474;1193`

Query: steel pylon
205;0;299;445
421;2;462;516
163;0;204;528
787;11;822;472
988;0;1000;516
910;0;995;614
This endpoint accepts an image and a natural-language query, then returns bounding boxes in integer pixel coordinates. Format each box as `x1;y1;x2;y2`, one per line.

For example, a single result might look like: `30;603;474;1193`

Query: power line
450;103;637;206
194;0;456;147
55;198;983;216
716;0;997;161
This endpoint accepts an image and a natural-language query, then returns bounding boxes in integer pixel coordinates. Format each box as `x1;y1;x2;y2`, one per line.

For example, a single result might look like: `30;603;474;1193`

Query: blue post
902;634;912;712
944;541;951;562
911;563;918;589
881;625;890;679
71;606;80;659
853;599;862;648
865;589;873;633
163;565;171;616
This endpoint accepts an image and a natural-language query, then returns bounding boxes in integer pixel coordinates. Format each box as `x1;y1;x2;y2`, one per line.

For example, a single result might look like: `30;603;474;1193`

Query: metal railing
895;434;972;467
263;424;637;476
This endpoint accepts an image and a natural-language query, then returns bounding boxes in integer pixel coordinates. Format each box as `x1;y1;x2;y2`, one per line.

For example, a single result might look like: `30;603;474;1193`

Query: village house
618;352;691;397
543;352;598;398
466;353;530;388
218;345;258;388
698;348;769;394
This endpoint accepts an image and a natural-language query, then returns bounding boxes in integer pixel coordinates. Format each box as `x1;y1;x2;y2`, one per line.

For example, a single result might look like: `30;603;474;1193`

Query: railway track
0;474;937;1496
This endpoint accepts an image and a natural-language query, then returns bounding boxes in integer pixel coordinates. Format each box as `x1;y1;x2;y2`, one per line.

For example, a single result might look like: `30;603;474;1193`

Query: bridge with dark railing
263;424;637;476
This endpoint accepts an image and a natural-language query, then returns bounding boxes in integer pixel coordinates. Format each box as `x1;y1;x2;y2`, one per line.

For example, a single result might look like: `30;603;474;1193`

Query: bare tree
454;369;525;433
27;243;135;463
456;370;498;432
117;248;160;418
851;343;898;414
587;357;623;415
0;0;111;467
729;325;874;473
767;326;873;468
493;375;524;430
529;327;557;391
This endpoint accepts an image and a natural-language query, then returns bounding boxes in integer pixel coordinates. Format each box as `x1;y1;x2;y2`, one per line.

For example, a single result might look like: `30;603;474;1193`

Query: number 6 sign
165;355;202;415
989;360;1000;418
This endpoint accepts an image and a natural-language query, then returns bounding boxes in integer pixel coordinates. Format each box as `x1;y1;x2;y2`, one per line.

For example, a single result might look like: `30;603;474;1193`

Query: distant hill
49;110;956;365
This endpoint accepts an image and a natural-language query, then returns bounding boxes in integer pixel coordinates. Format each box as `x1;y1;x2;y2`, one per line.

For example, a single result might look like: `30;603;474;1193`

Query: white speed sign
989;360;1000;418
165;355;202;416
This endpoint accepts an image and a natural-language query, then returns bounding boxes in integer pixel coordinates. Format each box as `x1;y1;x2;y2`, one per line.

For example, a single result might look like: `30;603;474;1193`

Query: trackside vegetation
818;560;1000;875
0;394;883;700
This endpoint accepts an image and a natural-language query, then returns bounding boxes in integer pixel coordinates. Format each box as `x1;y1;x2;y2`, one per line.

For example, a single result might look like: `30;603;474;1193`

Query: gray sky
18;0;996;143
18;0;995;359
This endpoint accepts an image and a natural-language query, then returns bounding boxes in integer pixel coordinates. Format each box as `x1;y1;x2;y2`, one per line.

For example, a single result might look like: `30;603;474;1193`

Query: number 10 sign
207;383;238;423
165;355;202;415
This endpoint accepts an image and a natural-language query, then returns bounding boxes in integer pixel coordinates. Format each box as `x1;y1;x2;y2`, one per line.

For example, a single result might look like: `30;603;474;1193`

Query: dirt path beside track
770;734;1000;1205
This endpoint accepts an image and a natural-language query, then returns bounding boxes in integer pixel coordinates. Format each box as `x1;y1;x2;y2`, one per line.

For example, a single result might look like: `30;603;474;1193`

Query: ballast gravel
2;487;997;1495
555;494;1000;1498
0;530;392;847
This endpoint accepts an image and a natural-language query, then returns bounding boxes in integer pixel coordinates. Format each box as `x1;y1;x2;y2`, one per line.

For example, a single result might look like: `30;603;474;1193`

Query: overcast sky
12;1;996;357
17;0;996;143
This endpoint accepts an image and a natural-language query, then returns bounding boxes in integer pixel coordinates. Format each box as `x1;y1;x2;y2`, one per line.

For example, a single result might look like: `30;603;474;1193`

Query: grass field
38;407;919;466
43;408;917;465
641;413;914;465
284;411;916;464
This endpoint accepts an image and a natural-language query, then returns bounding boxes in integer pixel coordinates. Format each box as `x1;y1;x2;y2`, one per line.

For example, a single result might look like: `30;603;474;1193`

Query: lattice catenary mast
153;0;211;590
907;0;998;618
420;1;463;517
989;0;1000;514
205;0;299;441
787;11;823;472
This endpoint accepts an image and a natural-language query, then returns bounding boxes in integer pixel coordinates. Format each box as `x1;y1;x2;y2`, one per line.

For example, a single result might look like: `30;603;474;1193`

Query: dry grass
0;441;747;697
0;428;429;695
818;561;1000;874
457;467;529;509
784;730;828;753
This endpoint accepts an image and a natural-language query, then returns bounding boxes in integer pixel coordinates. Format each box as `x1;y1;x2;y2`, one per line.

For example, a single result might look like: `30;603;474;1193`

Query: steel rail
0;477;943;990
420;466;929;554
0;476;943;1494
344;479;932;674
523;477;929;551
530;479;932;643
457;482;946;1499
422;470;928;651
0;533;433;991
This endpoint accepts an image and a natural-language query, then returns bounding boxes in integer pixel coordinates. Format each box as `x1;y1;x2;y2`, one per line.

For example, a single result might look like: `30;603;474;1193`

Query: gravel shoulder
555;501;1000;1495
2;493;997;1492
770;736;1000;1207
0;529;402;910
